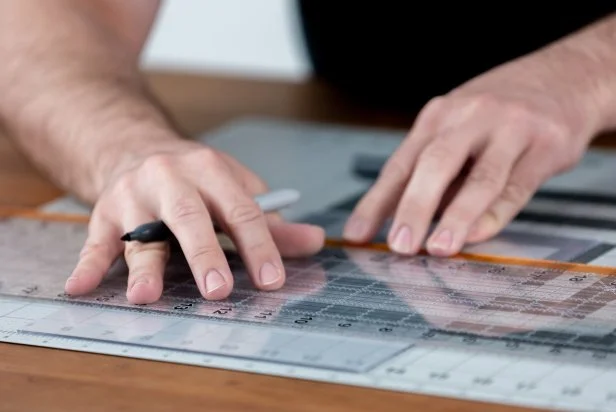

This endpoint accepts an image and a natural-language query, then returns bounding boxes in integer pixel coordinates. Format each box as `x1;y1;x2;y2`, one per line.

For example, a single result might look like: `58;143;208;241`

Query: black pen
120;189;301;243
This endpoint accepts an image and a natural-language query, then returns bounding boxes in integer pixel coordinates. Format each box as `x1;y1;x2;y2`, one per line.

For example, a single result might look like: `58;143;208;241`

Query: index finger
388;125;485;255
342;100;445;243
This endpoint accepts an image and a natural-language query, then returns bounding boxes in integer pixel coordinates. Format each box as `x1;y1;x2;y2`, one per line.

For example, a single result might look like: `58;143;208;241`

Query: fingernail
390;225;412;254
204;270;227;294
130;277;149;292
64;277;78;290
429;229;453;253
344;216;367;241
260;262;281;286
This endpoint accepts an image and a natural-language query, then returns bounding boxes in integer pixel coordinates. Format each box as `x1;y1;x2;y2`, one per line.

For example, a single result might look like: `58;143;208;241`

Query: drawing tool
120;188;300;243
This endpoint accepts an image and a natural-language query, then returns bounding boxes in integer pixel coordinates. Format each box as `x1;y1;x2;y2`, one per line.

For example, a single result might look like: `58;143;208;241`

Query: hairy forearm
555;13;616;132
0;0;179;204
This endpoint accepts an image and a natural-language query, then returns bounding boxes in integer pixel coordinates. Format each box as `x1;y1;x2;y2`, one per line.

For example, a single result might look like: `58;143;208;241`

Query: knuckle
226;201;263;227
466;160;504;188
244;237;270;254
138;154;179;187
112;173;137;197
533;122;579;171
442;206;475;225
167;198;204;224
185;244;220;263
80;241;111;259
379;157;410;182
503;102;534;124
468;93;497;112
534;121;567;149
419;141;454;167
189;147;223;168
140;154;175;176
418;95;447;121
547;122;569;142
499;180;533;206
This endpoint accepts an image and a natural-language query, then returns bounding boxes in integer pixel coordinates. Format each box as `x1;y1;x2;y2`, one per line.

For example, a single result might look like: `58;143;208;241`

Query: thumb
266;213;325;258
219;212;325;258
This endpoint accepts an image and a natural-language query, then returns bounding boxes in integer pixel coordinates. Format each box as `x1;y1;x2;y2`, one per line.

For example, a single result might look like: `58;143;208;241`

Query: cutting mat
2;215;616;412
13;117;616;411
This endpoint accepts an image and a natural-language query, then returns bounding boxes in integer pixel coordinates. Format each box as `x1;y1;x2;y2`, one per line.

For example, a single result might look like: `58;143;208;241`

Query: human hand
64;139;325;304
343;46;605;256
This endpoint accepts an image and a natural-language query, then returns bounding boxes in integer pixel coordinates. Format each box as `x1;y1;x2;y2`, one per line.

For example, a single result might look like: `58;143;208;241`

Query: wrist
2;69;183;205
0;0;171;205
553;16;616;134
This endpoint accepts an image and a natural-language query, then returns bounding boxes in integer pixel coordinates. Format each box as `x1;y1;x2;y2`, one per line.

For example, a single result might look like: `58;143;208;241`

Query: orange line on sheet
0;206;90;224
2;206;615;276
324;239;616;277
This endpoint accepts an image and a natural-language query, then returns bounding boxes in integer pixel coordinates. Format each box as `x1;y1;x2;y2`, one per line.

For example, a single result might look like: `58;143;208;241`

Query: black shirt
297;2;615;112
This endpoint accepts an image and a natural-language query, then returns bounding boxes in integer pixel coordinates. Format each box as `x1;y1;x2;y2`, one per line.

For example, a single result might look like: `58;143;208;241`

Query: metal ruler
2;214;616;411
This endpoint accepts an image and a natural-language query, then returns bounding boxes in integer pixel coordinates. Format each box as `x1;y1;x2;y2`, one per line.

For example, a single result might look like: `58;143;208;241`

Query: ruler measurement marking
5;293;616;356
2;215;616;411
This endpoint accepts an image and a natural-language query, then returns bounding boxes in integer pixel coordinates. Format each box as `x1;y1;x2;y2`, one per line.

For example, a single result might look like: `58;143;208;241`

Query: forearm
554;13;616;132
0;0;179;204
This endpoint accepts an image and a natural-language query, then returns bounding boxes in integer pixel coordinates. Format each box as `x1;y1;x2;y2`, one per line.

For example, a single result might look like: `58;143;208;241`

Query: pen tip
120;233;131;241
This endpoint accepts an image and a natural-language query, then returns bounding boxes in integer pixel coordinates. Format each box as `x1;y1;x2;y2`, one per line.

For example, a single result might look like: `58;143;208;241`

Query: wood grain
1;343;536;412
1;69;610;412
0;137;63;207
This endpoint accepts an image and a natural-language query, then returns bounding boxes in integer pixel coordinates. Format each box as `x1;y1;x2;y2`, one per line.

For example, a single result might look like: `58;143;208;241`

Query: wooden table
2;70;611;412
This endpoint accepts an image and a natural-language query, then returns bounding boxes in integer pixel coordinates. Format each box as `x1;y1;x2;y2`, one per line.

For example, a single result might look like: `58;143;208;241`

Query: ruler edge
0;207;614;411
2;205;616;276
0;331;565;412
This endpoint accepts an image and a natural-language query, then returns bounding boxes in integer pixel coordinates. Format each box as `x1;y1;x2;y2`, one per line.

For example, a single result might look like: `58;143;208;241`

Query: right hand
63;139;326;304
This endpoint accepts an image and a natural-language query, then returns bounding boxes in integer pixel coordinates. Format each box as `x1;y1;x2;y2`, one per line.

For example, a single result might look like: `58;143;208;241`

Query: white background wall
140;0;310;81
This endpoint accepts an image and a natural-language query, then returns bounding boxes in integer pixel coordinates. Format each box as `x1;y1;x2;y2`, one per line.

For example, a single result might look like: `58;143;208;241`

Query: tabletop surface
3;70;613;411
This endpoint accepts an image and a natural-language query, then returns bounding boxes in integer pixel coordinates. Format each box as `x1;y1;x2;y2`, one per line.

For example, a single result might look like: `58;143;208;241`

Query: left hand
343;45;604;256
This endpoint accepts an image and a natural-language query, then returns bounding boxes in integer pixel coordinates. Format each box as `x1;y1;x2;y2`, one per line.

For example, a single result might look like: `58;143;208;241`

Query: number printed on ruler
1;217;616;411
